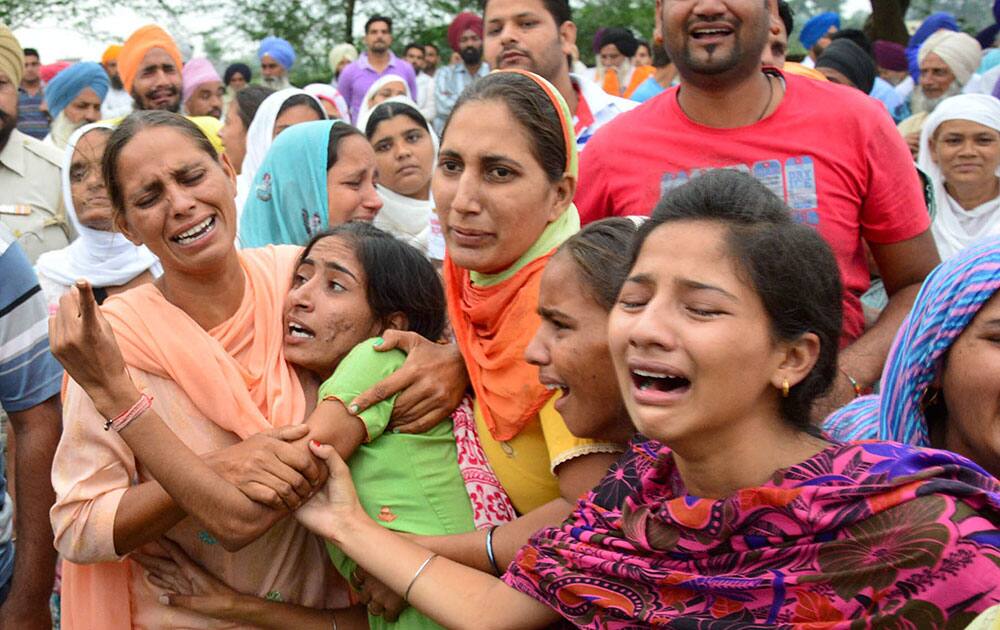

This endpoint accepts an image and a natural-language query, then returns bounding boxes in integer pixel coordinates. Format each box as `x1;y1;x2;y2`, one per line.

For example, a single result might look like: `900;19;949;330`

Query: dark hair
777;1;794;38
365;16;393;33
425;43;440;53
104;111;219;218
277;93;326;121
651;44;671;68
23;47;39;59
630;170;843;430
556;218;639;311
298;222;446;340
636;41;651;58
831;29;874;58
443;72;566;183
326;122;365;170
364;101;429;139
480;0;571;26
404;43;425;56
234;85;274;129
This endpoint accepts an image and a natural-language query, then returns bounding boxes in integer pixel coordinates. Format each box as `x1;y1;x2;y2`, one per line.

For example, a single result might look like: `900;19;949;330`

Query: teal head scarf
239;120;348;248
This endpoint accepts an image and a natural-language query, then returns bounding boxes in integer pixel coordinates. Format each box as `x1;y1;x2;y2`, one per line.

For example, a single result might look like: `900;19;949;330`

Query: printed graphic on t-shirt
660;155;820;226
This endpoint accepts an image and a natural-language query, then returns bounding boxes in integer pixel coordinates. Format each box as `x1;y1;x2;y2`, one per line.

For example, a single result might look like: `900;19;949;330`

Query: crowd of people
2;0;1000;628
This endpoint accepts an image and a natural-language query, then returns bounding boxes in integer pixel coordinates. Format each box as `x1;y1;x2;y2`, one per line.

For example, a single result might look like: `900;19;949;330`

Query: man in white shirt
482;0;636;152
404;43;436;123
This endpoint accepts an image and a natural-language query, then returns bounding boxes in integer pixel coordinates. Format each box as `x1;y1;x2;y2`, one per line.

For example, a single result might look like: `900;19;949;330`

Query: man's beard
262;74;289;89
670;17;768;82
911;82;963;115
110;74;124;90
370;41;389;54
460;46;482;66
133;85;181;112
0;108;17;153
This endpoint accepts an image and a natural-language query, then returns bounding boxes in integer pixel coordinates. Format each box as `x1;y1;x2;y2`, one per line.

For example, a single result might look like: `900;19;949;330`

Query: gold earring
781;378;790;398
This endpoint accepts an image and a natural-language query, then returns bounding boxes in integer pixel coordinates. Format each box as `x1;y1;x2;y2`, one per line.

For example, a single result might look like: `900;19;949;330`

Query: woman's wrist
92;375;143;420
327;505;377;546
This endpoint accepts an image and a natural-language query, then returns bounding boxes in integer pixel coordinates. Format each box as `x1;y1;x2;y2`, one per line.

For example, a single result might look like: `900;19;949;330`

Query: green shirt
317;339;475;630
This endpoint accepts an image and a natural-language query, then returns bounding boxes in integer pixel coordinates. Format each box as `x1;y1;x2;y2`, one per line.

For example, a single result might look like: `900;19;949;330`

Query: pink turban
181;57;221;105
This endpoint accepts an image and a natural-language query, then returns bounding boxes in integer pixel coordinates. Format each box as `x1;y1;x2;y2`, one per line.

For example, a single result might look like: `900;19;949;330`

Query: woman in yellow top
438;70;622;518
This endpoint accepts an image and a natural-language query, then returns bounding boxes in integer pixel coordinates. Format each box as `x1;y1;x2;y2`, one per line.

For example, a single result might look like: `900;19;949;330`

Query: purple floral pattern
504;442;1000;628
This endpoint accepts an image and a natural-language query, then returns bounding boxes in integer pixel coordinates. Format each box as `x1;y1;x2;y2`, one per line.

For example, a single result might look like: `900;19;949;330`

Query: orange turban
101;44;122;66
782;62;829;82
118;25;182;93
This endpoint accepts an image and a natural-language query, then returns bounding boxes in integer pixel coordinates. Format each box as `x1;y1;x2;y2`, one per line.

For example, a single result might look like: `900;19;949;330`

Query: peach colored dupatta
61;245;304;629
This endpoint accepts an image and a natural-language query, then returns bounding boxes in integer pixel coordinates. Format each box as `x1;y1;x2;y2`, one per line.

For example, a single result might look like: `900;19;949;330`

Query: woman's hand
294;441;366;541
48;280;138;417
132;538;236;604
351;565;407;622
349;331;469;434
204;425;327;511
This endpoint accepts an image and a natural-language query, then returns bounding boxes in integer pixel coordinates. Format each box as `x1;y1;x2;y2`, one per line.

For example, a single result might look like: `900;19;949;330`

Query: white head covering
234;87;325;218
35;122;161;288
355;75;412;133
918;31;982;87
365;95;438;256
303;83;349;120
917;93;1000;259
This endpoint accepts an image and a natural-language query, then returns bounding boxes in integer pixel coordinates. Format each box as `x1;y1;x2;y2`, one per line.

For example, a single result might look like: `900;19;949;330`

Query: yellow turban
102;44;123;66
0;22;23;86
118;25;182;93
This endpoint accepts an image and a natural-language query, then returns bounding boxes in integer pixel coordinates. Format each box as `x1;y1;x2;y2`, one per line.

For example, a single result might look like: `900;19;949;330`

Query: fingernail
310;439;321;447
390;428;400;434
159;595;170;605
373;337;383;346
348;404;359;414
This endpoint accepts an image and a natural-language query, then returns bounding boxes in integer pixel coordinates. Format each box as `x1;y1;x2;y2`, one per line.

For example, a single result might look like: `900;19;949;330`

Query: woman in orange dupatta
48;112;347;629
438;71;623;521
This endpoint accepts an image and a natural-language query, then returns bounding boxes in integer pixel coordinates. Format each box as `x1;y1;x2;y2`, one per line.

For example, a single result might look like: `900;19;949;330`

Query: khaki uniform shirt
0;129;71;263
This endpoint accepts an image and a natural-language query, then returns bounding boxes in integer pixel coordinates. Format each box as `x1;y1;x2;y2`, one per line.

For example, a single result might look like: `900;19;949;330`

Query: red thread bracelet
103;393;154;432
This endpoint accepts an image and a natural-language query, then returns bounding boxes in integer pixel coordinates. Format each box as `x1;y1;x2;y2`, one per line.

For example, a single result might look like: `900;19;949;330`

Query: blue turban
906;12;958;81
799;12;840;49
45;62;110;119
258;36;296;70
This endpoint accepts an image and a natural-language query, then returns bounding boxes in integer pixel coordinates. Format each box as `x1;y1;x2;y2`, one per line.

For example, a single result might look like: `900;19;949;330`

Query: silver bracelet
330;611;338;630
404;553;438;602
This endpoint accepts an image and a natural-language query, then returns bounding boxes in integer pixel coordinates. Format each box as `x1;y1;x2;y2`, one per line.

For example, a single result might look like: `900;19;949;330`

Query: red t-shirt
576;71;929;342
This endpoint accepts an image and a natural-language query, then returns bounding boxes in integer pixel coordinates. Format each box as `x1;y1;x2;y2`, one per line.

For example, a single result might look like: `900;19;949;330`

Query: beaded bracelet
103;393;154;432
839;368;865;398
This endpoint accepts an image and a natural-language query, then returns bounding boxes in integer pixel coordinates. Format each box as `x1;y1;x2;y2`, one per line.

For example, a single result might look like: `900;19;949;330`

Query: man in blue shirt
337;16;419;123
0;226;63;629
433;12;489;133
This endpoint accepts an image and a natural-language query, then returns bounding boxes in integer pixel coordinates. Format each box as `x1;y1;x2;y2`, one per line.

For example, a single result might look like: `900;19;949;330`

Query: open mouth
288;322;315;339
171;216;216;246
690;25;735;40
630;368;691;394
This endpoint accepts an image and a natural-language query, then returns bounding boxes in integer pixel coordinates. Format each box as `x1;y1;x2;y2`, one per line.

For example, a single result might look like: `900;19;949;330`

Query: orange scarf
603;64;655;99
61;245;303;629
102;245;305;438
444;253;555;443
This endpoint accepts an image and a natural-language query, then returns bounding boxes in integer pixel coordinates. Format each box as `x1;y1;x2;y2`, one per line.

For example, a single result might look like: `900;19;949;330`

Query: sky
15;0;875;62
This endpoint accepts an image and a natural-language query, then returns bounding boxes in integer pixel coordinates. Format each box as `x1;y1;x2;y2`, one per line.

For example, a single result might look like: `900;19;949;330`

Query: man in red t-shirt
577;0;938;414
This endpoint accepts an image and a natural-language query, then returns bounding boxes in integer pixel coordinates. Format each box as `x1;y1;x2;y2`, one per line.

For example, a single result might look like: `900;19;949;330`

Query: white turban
918;30;982;86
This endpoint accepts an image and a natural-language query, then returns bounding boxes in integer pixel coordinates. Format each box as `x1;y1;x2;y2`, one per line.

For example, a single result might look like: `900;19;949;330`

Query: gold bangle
404;553;438;603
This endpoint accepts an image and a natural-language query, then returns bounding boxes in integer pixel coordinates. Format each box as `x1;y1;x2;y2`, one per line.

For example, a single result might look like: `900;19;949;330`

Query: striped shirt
16;87;50;140
0;225;63;587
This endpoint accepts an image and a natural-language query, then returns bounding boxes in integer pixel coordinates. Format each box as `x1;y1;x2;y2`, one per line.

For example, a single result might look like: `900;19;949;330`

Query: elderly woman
48;111;466;629
917;93;1000;259
35;123;159;311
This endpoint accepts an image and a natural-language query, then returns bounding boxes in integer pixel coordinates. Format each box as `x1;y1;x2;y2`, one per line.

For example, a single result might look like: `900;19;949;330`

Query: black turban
599;27;639;58
816;39;876;94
